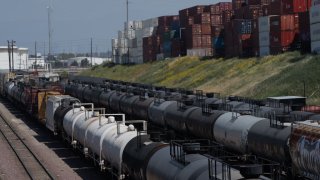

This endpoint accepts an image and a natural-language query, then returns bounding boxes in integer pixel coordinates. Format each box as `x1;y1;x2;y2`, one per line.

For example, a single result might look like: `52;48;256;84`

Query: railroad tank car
163;101;198;134
99;89;116;110
214;113;266;153
289;120;320;179
119;93;139;116
132;97;155;120
186;108;226;140
90;87;103;105
82;85;93;103
109;91;126;112
148;100;177;127
247;119;292;163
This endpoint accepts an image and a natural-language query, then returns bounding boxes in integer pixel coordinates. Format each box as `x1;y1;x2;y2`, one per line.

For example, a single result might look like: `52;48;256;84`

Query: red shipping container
194;13;211;24
211;14;222;25
206;2;232;14
222;10;233;25
270;31;297;47
235;5;262;19
201;35;212;47
265;0;294;15
270;15;295;31
158;16;179;27
293;0;312;13
201;24;212;35
189;5;206;16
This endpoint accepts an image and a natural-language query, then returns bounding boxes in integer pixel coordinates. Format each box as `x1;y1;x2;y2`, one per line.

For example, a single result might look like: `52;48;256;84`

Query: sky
0;0;220;54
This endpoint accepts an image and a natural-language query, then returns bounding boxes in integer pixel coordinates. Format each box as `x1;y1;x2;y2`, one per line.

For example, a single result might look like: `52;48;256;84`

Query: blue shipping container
212;37;224;49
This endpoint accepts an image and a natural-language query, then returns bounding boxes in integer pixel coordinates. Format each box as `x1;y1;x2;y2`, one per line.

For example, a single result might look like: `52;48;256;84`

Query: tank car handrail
72;103;94;120
98;113;126;133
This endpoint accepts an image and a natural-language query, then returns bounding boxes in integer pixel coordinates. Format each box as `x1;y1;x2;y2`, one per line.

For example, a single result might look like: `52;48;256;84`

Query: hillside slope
80;52;320;104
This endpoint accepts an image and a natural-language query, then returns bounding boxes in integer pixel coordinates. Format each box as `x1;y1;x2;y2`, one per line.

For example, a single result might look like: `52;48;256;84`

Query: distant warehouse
0;46;28;71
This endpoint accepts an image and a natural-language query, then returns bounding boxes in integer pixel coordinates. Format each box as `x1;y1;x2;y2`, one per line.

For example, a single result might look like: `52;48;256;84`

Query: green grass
80;52;320;105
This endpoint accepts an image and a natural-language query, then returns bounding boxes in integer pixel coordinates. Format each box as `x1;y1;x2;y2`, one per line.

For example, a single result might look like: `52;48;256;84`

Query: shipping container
260;0;272;5
247;0;260;5
205;2;232;14
270;30;297;47
311;40;320;53
142;18;158;28
232;0;246;10
222;10;234;24
270;46;291;54
194;13;211;24
187;48;213;57
270;15;296;31
172;39;182;57
189;5;206;15
158;15;179;27
259;31;270;46
265;0;294;15
212;36;225;49
310;5;320;24
259;46;270;57
311;23;320;41
258;15;277;32
211;25;224;37
211;14;223;25
235;5;263;20
293;0;312;13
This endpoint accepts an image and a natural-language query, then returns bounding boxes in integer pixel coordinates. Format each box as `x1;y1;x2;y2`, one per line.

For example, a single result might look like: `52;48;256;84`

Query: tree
70;60;79;67
80;58;90;67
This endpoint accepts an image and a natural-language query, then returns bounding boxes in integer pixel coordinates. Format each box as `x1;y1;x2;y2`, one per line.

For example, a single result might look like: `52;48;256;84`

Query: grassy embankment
80;52;320;105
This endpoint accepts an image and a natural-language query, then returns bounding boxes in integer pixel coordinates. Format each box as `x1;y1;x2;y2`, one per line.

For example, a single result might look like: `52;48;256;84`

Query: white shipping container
311;40;320;54
127;29;136;39
142;17;158;28
118;38;128;47
112;39;119;48
259;46;270;57
258;16;277;32
143;27;156;37
311;23;320;41
310;5;320;24
125;21;143;30
187;48;212;57
118;30;125;39
259;31;270;46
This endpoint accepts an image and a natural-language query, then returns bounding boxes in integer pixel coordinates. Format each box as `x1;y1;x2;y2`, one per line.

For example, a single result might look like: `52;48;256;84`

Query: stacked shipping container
111;0;318;64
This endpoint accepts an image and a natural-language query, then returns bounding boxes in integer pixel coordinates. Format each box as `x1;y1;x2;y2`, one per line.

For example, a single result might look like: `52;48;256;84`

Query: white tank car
60;102;138;177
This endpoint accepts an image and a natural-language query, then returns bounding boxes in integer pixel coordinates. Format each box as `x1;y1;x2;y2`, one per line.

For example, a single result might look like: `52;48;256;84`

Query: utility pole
7;41;11;72
47;0;53;62
11;40;15;71
126;0;129;64
35;41;37;72
91;38;93;67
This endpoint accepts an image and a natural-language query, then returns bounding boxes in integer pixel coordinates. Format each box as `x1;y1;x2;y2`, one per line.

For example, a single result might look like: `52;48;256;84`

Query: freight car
64;75;320;179
47;95;253;180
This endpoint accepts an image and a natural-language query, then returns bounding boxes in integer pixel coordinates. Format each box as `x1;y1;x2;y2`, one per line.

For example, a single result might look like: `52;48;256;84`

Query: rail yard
0;71;319;180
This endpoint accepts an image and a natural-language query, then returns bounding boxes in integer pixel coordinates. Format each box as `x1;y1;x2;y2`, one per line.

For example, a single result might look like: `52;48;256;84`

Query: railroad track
0;115;53;180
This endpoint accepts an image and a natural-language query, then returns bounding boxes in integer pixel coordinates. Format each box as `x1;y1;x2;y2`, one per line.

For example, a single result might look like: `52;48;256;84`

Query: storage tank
186;109;226;139
148;100;177;127
214;113;265;153
247;119;291;163
289;120;320;179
